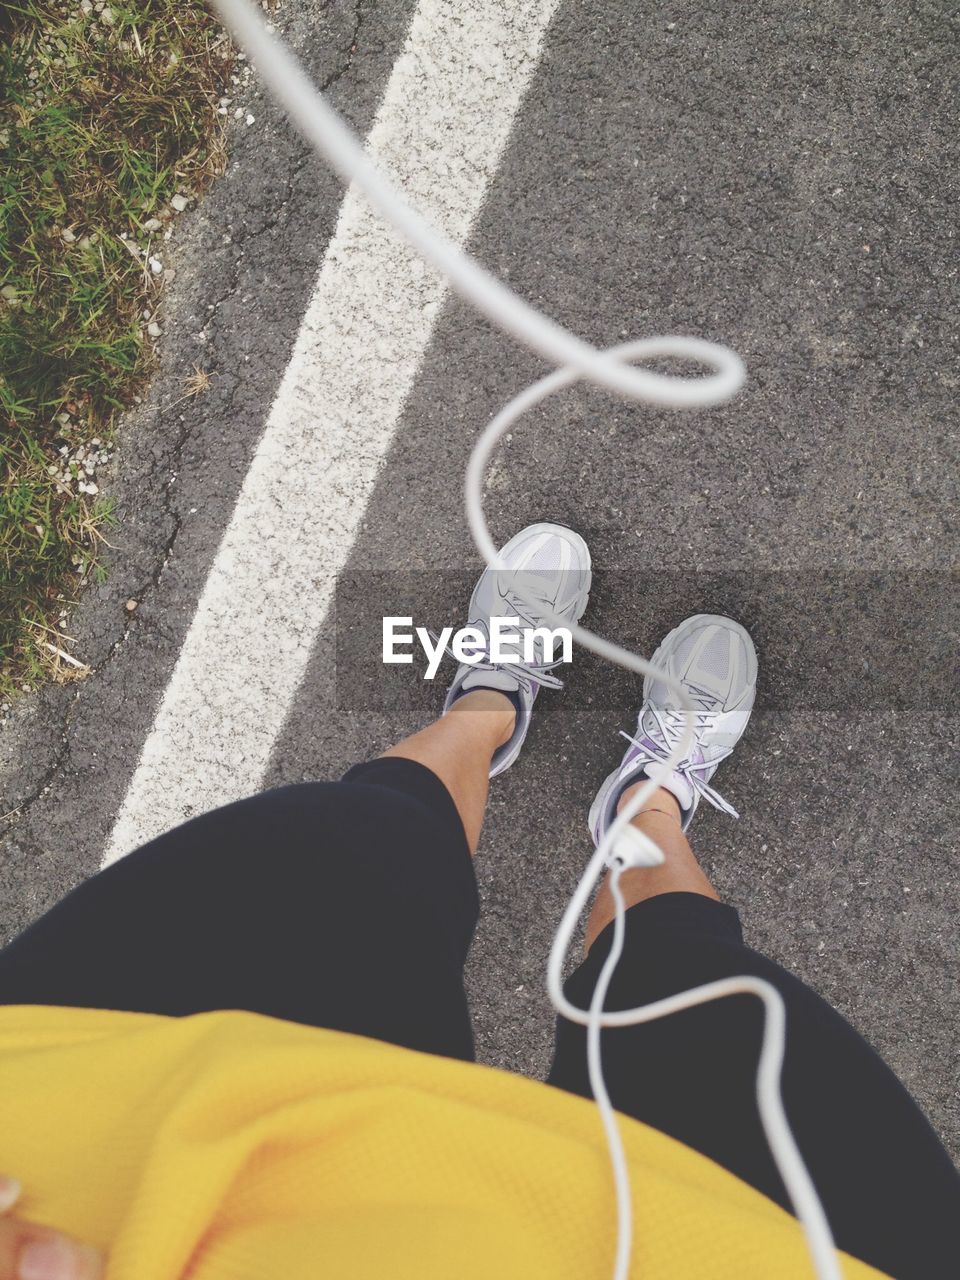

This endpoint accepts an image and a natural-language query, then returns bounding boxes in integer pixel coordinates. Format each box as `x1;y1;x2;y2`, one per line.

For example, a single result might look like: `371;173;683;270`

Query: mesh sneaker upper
444;523;592;778
590;614;757;839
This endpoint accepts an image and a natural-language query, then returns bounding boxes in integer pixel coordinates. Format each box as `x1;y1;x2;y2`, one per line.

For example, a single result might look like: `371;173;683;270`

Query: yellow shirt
0;1005;886;1278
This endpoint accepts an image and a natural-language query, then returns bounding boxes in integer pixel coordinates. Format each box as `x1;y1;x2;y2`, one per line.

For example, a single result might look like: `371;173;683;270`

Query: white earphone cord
210;4;842;1276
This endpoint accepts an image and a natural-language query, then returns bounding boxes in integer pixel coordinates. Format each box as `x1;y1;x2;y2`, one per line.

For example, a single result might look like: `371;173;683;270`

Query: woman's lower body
0;754;957;1279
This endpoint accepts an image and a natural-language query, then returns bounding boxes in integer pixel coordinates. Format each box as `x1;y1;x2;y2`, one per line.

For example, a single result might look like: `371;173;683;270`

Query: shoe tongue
461;669;520;694
682;641;729;700
686;669;726;700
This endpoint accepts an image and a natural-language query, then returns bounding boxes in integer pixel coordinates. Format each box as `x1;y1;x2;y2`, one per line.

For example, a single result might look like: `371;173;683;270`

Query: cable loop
209;4;840;1276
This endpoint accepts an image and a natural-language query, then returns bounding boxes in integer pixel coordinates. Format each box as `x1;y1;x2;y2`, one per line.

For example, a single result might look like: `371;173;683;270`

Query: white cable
209;3;842;1277
468;351;840;1280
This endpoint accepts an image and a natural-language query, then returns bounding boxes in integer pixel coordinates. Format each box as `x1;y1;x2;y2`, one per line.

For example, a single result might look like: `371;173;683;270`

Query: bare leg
381;690;515;854
583;781;719;955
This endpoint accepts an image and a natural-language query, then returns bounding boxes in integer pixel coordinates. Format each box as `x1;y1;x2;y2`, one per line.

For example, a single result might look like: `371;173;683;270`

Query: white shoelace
429;627;566;695
619;683;739;818
432;577;576;695
213;7;842;1274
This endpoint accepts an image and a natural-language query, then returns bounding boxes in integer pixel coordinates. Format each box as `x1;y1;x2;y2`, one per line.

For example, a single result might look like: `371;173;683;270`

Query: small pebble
125;599;138;612
170;193;188;212
147;321;161;337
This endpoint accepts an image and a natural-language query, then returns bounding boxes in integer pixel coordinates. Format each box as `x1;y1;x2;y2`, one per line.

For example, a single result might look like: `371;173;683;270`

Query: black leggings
0;759;956;1279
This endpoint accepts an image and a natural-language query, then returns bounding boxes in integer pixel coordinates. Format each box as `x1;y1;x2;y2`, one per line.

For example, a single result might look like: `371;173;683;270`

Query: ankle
617;782;682;824
446;689;517;748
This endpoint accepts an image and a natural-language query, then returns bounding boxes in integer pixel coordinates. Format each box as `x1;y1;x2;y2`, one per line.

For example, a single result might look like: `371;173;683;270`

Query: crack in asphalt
0;2;371;837
137;0;370;612
142;5;370;612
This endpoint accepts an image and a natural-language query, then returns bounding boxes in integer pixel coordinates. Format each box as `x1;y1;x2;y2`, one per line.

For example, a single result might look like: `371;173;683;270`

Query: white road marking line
104;0;558;864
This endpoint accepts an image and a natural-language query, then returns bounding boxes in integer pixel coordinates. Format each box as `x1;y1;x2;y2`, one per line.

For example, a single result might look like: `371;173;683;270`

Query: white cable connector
608;823;666;871
209;3;842;1277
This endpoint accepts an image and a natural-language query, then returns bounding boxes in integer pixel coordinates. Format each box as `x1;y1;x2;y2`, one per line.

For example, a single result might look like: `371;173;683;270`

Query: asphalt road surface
2;0;957;1163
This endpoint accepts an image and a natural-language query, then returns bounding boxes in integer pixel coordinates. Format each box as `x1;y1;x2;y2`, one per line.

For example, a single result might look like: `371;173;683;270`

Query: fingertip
18;1236;104;1280
0;1176;22;1213
76;1243;105;1280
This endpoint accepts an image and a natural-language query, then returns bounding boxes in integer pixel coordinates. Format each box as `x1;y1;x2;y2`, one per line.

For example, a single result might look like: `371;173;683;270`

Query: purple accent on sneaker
623;735;661;767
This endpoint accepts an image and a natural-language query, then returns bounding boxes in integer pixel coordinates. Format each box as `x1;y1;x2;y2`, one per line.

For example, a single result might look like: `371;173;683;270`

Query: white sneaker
442;523;592;777
589;614;757;839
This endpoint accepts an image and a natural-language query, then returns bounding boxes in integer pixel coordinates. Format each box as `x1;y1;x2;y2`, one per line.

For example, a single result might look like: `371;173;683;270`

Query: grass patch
0;0;236;700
